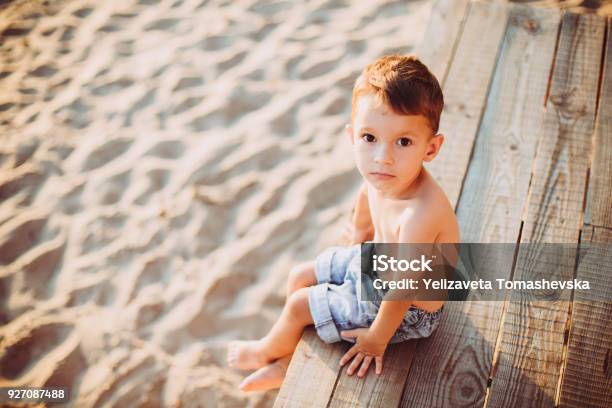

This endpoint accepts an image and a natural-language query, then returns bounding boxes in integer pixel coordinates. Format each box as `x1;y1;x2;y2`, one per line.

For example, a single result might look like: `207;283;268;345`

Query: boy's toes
226;340;268;370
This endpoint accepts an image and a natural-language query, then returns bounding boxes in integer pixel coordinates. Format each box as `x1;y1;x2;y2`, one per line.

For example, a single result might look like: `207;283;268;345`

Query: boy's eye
362;133;376;142
397;137;412;147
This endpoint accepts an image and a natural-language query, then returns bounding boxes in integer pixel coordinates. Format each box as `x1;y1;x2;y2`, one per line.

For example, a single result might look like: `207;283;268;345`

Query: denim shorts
308;244;444;344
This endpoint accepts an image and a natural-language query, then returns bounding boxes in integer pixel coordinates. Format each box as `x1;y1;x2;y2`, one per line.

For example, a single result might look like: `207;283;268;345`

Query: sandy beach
1;0;610;407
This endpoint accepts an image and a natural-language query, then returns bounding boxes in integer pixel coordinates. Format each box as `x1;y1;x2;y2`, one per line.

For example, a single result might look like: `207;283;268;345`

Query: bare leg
230;262;318;390
227;286;314;370
286;261;317;299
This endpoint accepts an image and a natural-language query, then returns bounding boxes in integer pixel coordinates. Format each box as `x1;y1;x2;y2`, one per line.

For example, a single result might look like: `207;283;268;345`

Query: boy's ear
423;133;444;162
345;123;354;144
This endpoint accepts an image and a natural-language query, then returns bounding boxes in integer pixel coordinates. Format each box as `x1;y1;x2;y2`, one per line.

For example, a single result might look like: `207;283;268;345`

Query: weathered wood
558;225;612;407
415;0;471;83
328;341;417;408
273;327;346;408
486;12;605;408
426;0;510;210
402;5;562;408
584;19;612;228
456;5;561;244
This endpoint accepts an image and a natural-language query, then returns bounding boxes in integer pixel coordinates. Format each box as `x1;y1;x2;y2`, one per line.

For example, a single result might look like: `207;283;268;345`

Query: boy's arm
350;182;374;244
338;206;446;375
368;207;440;345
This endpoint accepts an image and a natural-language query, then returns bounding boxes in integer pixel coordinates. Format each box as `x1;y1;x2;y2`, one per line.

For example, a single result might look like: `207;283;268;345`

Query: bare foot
239;354;292;392
227;340;271;371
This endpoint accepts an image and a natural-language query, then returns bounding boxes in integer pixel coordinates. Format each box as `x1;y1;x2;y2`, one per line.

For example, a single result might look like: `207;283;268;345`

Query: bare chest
367;195;406;242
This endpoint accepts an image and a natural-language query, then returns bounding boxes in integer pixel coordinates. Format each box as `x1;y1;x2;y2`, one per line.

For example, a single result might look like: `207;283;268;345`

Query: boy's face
347;93;444;198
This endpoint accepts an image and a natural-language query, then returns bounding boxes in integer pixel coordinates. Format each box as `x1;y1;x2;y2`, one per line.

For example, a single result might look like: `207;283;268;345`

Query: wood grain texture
558;225;612;408
456;5;561;244
426;0;510;210
329;341;417;407
487;12;605;408
415;0;471;83
273;327;346;408
401;301;505;408
584;19;612;228
401;5;562;408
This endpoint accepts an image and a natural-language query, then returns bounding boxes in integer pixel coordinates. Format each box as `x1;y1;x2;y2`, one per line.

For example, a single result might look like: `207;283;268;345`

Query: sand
0;0;433;406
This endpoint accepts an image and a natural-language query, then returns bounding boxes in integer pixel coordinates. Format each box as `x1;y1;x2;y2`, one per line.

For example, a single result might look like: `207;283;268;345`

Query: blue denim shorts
308;244;444;344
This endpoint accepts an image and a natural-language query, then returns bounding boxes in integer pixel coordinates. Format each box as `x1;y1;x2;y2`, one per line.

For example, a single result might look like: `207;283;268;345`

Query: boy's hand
339;328;387;377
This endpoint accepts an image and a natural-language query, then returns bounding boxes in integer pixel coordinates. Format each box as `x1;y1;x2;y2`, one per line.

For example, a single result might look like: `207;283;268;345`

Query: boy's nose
374;145;393;164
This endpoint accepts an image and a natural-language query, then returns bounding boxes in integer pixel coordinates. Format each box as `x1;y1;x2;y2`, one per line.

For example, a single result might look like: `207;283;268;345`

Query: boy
227;54;460;392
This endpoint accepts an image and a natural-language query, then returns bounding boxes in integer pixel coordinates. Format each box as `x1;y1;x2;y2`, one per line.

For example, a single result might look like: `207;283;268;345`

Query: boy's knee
286;287;312;324
287;262;316;293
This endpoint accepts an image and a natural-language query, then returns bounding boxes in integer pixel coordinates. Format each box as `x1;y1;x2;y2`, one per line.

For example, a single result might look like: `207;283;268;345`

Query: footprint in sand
79;213;127;255
135;300;165;330
133;168;170;205
43;341;87;390
248;1;292;15
173;77;203;92
14;140;39;167
29;63;58;78
90;77;134;97
224;86;270;121
124;88;156;126
66;280;117;307
198;35;232;51
0;166;44;203
172;96;204;115
144;18;180;32
15;234;66;300
0;322;73;379
299;58;338;80
71;7;93;18
129;255;170;302
59;97;91;129
252;22;280;42
145;140;185;159
194;143;285;186
81;138;133;172
0;213;46;265
322;94;349;116
269;103;298;136
217;50;247;71
306;168;359;210
95;169;131;206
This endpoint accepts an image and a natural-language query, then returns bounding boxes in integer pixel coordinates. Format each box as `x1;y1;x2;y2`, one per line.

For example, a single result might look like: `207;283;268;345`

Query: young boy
227;54;460;392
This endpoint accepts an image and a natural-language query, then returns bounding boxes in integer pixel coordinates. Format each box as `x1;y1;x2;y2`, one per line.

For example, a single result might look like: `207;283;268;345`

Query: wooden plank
486;12;605;408
325;2;510;406
558;225;612;407
275;1;473;406
584;19;612;228
273;328;346;408
328;342;417;408
426;0;510;209
415;0;471;83
401;4;562;407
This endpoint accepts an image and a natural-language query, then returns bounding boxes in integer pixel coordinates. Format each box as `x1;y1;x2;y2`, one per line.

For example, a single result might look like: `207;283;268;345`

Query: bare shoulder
399;173;459;242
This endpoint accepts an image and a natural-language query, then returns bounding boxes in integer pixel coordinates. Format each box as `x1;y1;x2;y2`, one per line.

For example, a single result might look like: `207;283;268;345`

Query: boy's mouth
370;172;395;180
